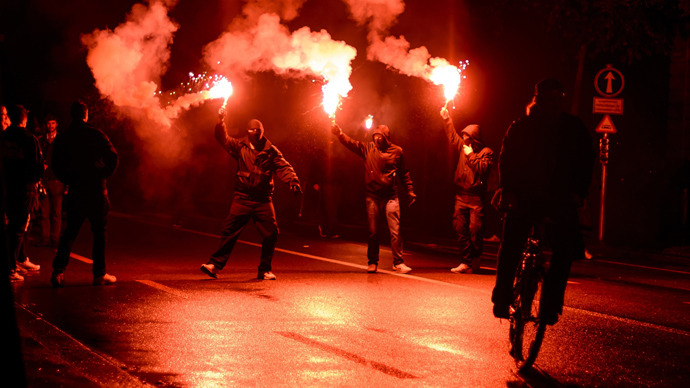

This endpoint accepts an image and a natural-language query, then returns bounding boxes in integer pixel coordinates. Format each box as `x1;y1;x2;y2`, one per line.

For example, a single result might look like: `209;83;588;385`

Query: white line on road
136;280;189;299
596;259;690;275
69;252;93;264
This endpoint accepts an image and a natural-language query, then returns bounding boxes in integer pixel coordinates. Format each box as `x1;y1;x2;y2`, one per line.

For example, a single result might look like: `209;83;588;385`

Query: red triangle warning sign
595;115;617;134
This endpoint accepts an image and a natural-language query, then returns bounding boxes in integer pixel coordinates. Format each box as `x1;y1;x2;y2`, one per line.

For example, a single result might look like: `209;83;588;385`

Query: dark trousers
365;196;402;265
52;191;109;277
453;193;484;266
209;195;278;273
40;179;64;244
6;188;34;271
492;207;583;317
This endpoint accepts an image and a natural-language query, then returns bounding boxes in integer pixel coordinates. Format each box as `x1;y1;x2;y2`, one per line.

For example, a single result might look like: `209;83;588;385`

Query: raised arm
331;124;366;158
440;106;463;149
214;112;241;157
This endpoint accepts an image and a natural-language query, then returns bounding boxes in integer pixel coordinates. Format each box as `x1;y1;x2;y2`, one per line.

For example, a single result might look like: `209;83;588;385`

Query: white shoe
392;263;412;274
584;249;593;260
200;263;218;279
367;264;378;273
9;270;24;282
451;263;473;274
17;257;40;271
93;273;117;285
258;271;276;280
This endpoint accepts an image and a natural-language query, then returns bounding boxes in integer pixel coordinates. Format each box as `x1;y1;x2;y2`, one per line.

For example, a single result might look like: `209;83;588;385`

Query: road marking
596;259;690;275
276;331;418;379
137;280;189;299
565;306;690;337
567;280;580;285
112;213;690;337
69;252;93;264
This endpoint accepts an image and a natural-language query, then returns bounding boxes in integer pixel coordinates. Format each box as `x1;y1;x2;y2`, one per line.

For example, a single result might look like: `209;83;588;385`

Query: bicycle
509;228;549;371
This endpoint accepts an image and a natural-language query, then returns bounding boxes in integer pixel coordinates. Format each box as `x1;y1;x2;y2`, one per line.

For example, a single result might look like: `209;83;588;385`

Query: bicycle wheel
509;250;548;371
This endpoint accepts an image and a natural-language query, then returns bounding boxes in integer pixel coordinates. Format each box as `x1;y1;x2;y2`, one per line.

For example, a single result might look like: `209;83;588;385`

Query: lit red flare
429;60;469;103
208;77;233;107
365;114;374;130
322;77;352;120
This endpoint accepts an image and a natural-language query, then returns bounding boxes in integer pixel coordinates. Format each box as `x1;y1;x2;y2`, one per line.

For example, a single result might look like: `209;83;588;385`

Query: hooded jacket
442;118;494;195
51;120;118;193
499;106;595;209
215;121;299;201
337;125;415;200
0;125;44;192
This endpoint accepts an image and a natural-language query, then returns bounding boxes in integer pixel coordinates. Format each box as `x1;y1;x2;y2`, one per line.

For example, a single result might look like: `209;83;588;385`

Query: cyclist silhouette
492;78;595;325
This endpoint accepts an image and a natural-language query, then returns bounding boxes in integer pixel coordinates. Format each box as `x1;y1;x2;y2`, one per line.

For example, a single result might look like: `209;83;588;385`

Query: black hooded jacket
51;120;118;193
0;125;43;192
499;106;595;209
215;122;299;201
337;125;415;200
442;118;494;195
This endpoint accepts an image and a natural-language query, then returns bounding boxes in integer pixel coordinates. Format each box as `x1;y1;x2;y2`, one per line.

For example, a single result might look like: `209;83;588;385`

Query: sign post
593;65;624;243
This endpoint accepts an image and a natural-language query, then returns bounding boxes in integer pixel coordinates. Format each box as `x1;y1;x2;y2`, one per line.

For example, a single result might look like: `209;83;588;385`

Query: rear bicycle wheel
509;253;547;371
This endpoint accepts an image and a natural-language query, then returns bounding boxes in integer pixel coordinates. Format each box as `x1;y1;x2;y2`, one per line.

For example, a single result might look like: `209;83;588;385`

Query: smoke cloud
204;13;356;95
341;0;458;81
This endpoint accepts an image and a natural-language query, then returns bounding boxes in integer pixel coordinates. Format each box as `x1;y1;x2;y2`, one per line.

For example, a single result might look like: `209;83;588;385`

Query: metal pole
598;133;608;242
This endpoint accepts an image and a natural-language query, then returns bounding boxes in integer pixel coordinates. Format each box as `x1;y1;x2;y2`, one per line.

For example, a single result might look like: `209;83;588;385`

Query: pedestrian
49;101;118;287
200;109;302;280
37;114;65;247
491;79;595;325
331;122;416;273
1;105;44;282
440;106;494;274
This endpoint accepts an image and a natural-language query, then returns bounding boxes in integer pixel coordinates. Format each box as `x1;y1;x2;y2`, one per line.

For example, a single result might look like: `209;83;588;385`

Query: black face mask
374;134;388;149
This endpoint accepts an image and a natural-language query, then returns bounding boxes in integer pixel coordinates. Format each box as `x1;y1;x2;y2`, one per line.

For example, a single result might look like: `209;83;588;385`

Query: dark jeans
365;196;402;265
40;179;64;244
453;193;484;266
209;195;278;273
6;188;35;271
52;191;109;277
492;206;583;317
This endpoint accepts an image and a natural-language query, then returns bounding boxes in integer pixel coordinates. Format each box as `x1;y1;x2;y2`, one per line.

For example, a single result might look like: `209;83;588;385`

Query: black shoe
50;271;64;288
493;303;510;319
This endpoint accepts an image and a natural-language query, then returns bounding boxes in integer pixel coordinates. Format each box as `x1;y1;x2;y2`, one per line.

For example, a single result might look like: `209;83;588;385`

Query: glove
463;144;472;155
408;194;417;207
440;106;450;120
290;182;302;196
331;124;342;136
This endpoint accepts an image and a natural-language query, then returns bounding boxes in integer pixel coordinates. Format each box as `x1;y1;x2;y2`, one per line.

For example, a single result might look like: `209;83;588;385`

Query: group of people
1;101;119;287
199;78;594;326
4;77;594;327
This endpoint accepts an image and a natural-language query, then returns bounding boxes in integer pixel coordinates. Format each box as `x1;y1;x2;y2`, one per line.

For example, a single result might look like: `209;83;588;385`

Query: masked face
373;134;388;149
246;119;264;144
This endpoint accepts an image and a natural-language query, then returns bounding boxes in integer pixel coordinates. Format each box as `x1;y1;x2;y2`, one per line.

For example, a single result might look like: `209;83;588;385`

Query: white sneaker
584;249;593;260
392;263;412;274
9;270;24;282
451;263;473;274
17;257;40;271
200;263;218;279
258;271;276;280
93;273;117;286
367;264;378;273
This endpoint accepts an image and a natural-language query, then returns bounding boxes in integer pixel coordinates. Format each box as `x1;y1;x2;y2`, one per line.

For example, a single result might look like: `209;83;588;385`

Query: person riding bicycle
492;78;595;325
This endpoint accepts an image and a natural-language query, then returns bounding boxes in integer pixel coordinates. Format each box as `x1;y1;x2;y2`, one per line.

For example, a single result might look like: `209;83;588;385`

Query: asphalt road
11;212;690;387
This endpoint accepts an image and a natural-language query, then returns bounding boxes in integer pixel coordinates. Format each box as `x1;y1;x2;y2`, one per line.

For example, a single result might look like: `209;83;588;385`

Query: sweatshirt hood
372;125;390;141
461;124;483;146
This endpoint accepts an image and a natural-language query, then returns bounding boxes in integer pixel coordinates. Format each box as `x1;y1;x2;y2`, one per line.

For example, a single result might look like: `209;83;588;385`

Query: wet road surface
12;212;690;387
